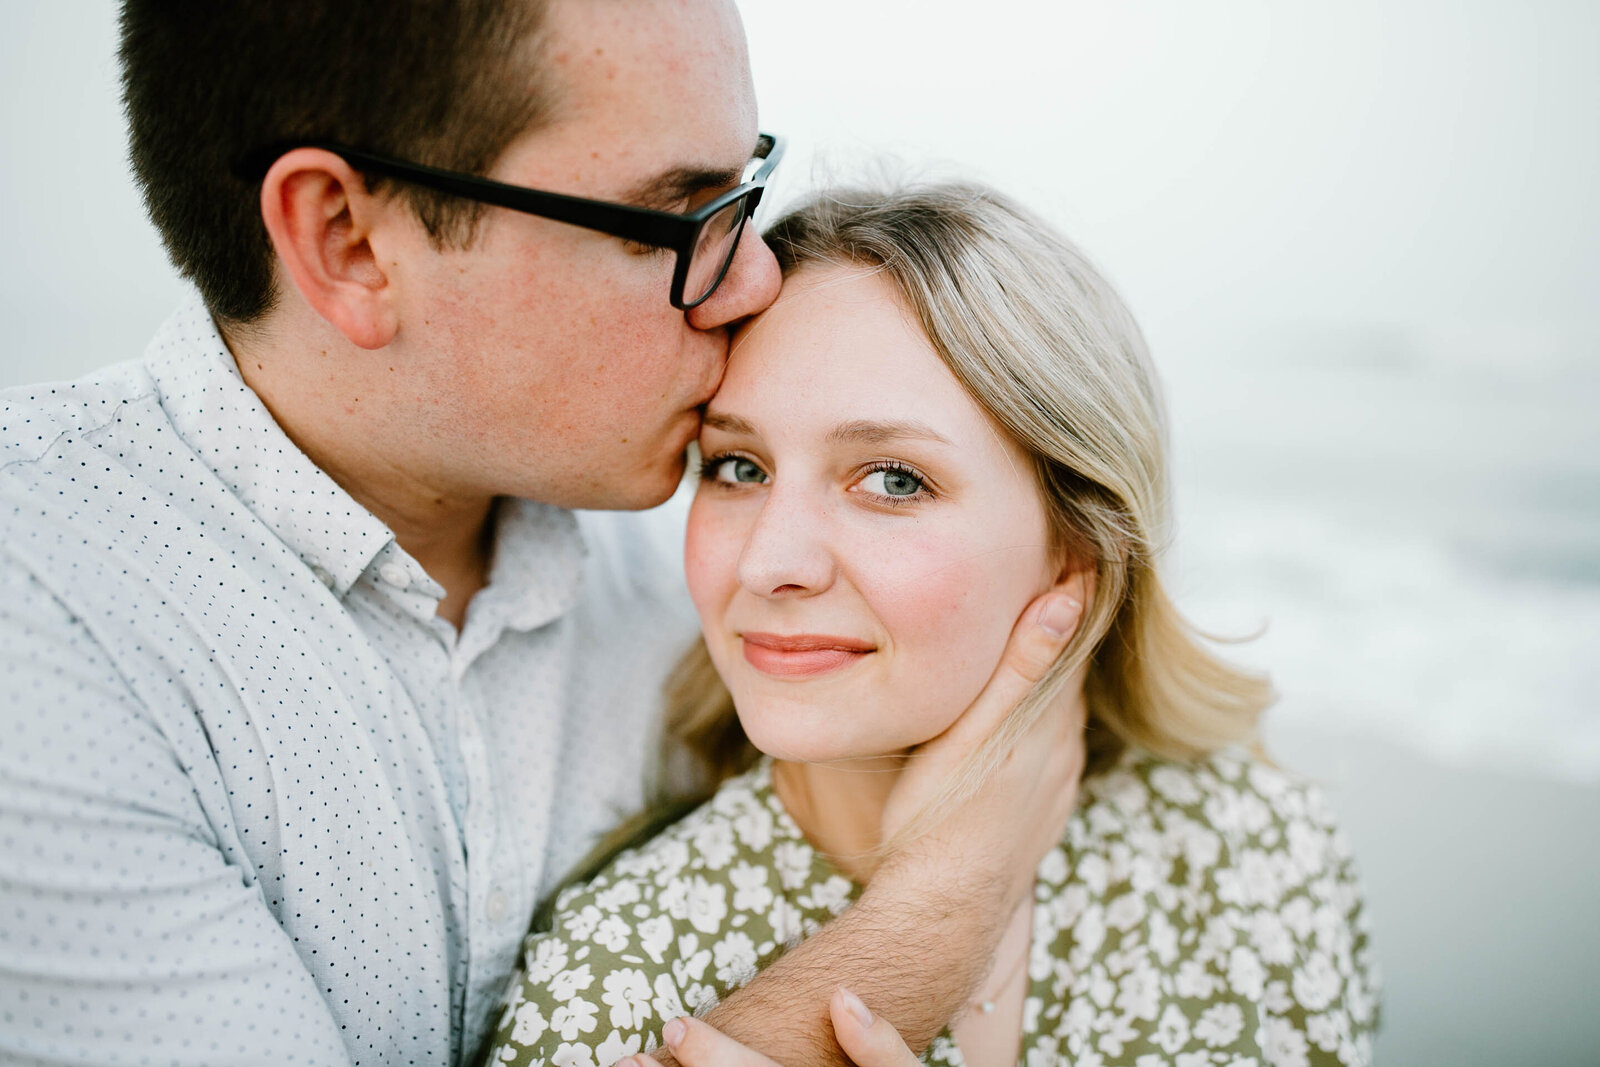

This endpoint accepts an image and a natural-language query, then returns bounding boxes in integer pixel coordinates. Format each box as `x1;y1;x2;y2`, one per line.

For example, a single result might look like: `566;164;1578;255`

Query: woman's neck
769;755;907;884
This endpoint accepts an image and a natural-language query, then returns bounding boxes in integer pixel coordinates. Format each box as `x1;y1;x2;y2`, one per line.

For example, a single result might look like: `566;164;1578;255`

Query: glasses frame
242;133;784;310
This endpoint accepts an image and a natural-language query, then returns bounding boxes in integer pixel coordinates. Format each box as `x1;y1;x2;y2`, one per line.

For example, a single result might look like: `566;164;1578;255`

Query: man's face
388;0;779;510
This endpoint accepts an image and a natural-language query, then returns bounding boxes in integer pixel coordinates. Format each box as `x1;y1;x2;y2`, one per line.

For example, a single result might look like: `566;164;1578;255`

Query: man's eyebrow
621;163;744;211
619;137;764;211
825;419;952;447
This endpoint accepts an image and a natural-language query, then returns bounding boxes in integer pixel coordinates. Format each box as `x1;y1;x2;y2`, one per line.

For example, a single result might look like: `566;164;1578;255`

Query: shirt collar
142;291;394;596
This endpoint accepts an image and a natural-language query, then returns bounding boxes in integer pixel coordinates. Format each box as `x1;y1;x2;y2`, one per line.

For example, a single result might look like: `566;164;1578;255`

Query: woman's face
685;265;1057;764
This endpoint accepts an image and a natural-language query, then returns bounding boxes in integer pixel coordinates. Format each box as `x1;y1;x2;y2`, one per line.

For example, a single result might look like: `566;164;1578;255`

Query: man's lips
739;632;875;678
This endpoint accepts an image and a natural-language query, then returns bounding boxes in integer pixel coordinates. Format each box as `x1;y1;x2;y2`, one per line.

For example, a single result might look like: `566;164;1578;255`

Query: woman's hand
632;988;918;1067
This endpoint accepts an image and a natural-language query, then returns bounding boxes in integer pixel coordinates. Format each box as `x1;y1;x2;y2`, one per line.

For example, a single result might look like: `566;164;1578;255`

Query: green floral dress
480;753;1379;1067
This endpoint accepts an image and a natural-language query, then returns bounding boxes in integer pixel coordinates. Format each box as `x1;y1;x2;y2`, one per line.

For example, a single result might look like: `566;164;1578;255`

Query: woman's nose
735;488;836;598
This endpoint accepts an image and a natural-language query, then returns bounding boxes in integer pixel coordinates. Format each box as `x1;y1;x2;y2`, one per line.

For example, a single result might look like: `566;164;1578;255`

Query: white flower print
686;876;728;934
1261;1016;1311;1067
550;964;594;1003
1292;950;1343;1013
510;1002;548;1046
1194;1002;1246;1048
1304;1012;1343;1053
1025;1035;1061;1067
593;915;631;953
1227;945;1266;1000
651;971;686;1022
729;861;774;914
551;1042;597;1067
651;838;691;884
732;803;774;851
568;905;604;942
637;915;673;964
1149;764;1203;805
595;880;641;914
1105;891;1146;932
595;1030;642;1067
1113;962;1161;1022
549;997;598;1041
772;840;812;890
712;930;757;987
692;818;738;870
683;981;719;1013
1248;909;1296;967
601;968;653;1029
670;940;711;986
1154;1002;1191;1054
768;897;804;947
658;878;689;921
498;984;527;1031
485;754;1376;1067
527;939;570;984
1038;846;1070;886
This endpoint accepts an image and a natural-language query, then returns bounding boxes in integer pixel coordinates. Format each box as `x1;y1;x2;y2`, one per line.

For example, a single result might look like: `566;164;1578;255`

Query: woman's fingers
634;1015;781;1067
830;988;921;1067
629;997;919;1067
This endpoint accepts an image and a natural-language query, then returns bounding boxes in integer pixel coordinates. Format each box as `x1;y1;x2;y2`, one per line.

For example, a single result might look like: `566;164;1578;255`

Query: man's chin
547;453;688;512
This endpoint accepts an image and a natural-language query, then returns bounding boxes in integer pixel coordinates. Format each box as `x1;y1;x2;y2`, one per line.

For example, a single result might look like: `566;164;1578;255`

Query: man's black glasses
241;133;785;310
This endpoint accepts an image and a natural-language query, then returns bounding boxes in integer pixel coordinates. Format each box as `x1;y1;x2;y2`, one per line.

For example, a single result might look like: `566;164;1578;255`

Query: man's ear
259;148;400;350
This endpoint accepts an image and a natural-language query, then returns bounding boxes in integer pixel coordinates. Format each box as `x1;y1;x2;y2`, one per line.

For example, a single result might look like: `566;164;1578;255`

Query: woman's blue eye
860;467;925;498
709;456;767;484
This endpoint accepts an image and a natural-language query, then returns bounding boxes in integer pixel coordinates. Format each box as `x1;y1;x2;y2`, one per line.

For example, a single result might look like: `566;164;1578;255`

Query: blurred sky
3;0;1598;780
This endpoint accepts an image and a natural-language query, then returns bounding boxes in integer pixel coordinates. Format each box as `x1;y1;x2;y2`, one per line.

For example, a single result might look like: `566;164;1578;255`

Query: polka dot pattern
0;294;698;1064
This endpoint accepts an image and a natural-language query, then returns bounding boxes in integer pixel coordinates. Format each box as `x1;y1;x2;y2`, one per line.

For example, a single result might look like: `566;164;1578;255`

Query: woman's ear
258;147;400;350
1053;562;1095;613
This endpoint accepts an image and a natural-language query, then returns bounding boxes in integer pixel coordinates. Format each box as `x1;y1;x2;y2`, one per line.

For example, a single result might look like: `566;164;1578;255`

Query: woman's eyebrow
826;419;951;446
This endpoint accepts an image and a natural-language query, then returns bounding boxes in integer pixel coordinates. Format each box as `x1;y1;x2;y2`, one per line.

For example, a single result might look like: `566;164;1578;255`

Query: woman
479;184;1378;1066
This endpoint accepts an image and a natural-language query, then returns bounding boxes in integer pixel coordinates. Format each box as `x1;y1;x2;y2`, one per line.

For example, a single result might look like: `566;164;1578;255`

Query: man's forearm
657;859;1007;1067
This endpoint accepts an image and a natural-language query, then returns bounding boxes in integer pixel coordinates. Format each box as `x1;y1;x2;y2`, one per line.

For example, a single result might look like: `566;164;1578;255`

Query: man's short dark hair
120;1;553;325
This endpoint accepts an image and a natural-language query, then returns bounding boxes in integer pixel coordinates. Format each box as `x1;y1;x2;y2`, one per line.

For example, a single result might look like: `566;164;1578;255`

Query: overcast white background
3;1;1597;1062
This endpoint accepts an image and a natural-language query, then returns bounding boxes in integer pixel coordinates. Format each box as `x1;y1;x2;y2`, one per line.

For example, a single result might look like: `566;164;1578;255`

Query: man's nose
685;226;782;332
736;485;835;599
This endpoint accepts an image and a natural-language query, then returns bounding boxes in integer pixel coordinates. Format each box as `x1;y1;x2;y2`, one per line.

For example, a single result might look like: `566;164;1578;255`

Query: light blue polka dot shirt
0;295;699;1065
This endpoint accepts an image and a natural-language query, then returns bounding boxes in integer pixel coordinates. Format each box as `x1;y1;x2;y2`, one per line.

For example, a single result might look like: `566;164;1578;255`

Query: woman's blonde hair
664;181;1272;840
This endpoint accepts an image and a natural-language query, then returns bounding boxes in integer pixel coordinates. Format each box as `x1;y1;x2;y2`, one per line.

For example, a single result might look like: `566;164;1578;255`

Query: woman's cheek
863;530;1013;698
684;491;741;618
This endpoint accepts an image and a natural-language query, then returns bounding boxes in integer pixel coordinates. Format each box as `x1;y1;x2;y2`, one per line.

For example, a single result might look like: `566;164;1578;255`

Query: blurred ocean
1163;320;1600;784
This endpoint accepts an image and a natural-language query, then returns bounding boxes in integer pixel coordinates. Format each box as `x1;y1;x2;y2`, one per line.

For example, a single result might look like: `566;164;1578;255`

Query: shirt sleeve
0;562;353;1066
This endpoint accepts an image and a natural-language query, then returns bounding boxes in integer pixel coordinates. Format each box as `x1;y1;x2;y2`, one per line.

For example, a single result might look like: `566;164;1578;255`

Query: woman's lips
740;632;875;678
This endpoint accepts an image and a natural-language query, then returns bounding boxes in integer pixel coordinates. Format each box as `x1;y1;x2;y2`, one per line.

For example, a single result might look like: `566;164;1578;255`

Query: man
0;1;1083;1064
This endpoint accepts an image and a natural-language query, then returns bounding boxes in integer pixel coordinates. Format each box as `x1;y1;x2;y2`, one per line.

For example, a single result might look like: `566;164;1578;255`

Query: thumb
936;589;1081;753
830;988;920;1067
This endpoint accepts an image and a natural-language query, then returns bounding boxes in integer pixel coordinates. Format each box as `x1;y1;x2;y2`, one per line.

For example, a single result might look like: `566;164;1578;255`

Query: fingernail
663;1017;687;1048
1039;595;1080;638
839;987;873;1028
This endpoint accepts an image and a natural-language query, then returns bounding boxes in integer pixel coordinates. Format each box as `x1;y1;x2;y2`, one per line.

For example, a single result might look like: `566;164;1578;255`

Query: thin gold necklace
970;934;1030;1015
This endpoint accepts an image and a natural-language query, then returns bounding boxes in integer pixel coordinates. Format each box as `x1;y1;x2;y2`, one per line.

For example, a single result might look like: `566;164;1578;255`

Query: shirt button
312;566;335;588
378;563;411;589
486;890;510;924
